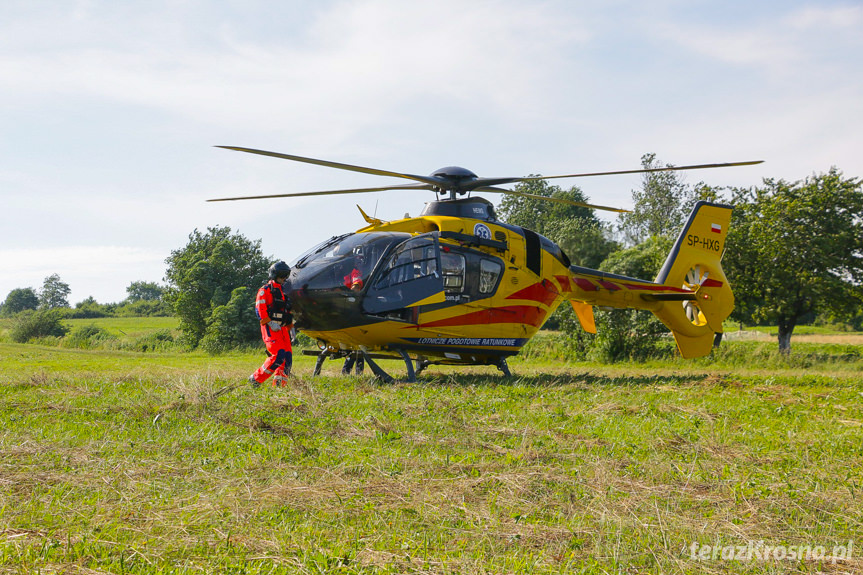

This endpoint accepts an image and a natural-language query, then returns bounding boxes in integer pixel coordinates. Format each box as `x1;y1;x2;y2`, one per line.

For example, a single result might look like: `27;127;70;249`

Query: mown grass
2;337;862;574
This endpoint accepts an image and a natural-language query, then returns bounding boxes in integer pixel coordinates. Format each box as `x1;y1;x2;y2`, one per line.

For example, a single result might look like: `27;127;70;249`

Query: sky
2;0;862;305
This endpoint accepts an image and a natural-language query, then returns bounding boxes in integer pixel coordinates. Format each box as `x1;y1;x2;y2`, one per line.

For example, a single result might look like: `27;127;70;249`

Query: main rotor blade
465;177;524;190
474;186;630;213
216;146;443;187
207;183;435;202
517;160;764;183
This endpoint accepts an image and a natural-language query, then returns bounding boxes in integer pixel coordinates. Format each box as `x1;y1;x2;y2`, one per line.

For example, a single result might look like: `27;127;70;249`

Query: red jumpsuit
251;280;293;386
344;268;363;290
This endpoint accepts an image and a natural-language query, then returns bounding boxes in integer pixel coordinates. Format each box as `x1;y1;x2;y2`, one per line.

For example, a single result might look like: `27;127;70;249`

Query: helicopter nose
286;281;365;332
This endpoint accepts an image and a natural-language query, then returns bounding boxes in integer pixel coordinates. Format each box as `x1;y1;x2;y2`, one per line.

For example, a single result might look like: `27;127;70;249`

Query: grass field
63;316;180;339
1;322;862;573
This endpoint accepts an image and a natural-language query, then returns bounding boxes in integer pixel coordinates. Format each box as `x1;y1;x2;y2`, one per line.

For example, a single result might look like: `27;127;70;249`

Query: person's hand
268;320;281;331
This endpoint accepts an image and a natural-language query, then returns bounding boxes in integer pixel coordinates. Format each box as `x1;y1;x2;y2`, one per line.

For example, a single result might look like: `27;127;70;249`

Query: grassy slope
1;334;862;573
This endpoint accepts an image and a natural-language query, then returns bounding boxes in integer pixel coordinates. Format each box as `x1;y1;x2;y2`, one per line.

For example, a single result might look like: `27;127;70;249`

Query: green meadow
1;319;861;574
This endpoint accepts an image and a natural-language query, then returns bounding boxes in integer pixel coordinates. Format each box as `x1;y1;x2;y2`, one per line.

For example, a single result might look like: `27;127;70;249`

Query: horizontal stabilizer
640;293;697;302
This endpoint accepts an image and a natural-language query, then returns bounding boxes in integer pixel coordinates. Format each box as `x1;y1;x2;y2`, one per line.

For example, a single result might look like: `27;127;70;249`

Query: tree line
1;277;170;344
1;277;168;319
4;155;861;357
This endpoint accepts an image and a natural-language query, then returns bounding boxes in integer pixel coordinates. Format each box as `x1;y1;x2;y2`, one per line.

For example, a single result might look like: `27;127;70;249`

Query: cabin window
441;252;465;292
479;259;502;294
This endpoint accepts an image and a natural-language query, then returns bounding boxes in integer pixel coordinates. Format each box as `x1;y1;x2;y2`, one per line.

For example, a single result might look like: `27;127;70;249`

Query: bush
558;236;673;363
589;309;670;363
114;299;172;317
200;287;261;354
119;329;176;353
10;310;69;343
66;299;114;318
293;331;315;350
63;324;116;349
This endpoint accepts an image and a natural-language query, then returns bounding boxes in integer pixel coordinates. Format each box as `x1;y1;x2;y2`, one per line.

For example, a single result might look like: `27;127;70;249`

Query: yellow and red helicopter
209;147;761;381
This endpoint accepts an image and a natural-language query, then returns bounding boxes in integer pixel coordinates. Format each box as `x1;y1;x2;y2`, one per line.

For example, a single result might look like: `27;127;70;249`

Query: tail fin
651;201;735;358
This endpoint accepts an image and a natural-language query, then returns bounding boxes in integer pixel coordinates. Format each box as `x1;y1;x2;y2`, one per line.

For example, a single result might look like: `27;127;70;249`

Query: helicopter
209;146;762;382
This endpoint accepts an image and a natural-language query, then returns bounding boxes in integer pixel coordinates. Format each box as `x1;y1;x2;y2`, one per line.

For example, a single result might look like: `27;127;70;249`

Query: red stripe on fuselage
554;275;572;293
506;280;559;307
411;305;547;329
573;277;598;291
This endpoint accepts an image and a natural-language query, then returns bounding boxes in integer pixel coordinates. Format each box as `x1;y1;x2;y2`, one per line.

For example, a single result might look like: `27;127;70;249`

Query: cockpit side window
363;234;445;316
374;237;438;290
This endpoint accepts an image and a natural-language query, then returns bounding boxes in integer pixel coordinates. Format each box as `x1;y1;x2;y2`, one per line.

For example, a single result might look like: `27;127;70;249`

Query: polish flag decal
710;223;722;234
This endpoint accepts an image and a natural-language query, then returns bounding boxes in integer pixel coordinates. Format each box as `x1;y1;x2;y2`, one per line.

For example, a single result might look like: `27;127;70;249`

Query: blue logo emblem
473;223;492;240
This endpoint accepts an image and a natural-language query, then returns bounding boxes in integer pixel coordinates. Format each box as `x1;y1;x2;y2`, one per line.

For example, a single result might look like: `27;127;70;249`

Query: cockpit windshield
291;233;351;269
293;232;411;291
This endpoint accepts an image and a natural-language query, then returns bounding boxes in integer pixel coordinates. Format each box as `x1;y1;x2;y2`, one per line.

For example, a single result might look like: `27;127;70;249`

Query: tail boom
559;201;735;358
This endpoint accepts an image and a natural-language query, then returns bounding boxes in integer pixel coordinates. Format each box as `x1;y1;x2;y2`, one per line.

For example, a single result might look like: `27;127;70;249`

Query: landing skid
496;357;512;377
360;349;396;383
304;349;513;382
307;348;405;383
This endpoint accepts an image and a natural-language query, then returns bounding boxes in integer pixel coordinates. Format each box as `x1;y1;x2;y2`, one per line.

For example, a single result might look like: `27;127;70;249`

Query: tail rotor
682;265;710;326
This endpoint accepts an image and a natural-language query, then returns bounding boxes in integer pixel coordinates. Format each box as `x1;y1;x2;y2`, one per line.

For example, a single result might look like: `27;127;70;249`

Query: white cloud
786;4;863;29
649;3;863;77
0;0;591;144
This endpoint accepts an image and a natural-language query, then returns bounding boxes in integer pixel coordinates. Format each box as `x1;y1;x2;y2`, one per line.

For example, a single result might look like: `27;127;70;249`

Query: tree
497;178;616;266
581;236;674;362
497;178;600;235
545;218;618;269
163;226;270;348
724;169;863;353
68;296;113;319
1;287;39;316
200;287;262;354
126;281;163;302
39;274;71;309
616;153;719;246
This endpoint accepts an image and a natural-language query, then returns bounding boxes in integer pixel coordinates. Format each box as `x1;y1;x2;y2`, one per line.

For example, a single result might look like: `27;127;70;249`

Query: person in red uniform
249;261;293;387
342;246;365;291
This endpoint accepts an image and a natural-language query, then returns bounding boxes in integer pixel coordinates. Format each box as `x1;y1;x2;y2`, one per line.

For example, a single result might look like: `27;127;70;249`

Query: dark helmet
268;260;291;280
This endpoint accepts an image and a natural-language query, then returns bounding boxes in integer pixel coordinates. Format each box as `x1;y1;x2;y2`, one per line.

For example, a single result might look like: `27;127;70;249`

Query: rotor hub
430;166;478;196
431;166;478;179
